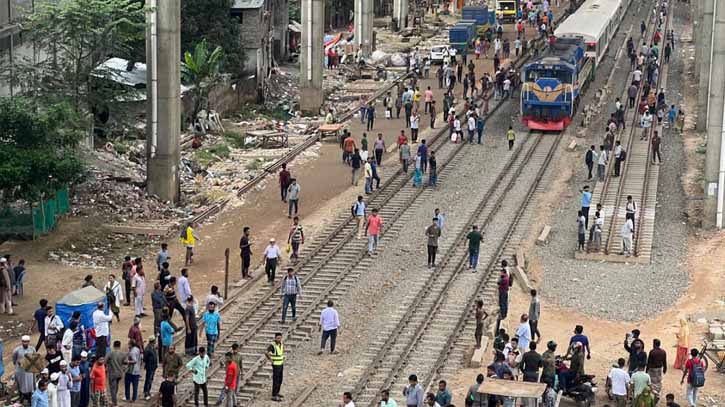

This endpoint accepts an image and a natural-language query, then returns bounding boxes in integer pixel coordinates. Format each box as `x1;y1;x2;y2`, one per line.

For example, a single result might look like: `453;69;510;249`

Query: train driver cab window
586;42;597;54
525;69;573;84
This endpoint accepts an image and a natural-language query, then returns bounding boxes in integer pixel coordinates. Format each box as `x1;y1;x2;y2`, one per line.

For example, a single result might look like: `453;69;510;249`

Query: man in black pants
585;145;596;180
239;227;252;280
425;218;441;268
265;333;285;402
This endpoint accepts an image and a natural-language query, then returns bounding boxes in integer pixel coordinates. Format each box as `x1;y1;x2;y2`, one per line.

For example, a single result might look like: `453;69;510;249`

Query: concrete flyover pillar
696;0;714;132
300;0;324;115
703;0;725;228
393;0;409;31
146;0;181;203
355;0;374;55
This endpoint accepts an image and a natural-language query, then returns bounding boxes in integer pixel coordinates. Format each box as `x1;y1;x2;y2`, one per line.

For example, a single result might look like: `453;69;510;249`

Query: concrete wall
272;0;288;60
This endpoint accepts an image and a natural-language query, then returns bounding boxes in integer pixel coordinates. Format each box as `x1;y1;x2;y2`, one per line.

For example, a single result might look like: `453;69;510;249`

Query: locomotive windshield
525;68;574;84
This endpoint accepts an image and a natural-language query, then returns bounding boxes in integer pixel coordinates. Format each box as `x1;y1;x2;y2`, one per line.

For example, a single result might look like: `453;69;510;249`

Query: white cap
60;360;68;366
21;335;30;341
0;258;6;263
41;368;49;374
269;237;276;242
80;351;88;357
50;373;59;381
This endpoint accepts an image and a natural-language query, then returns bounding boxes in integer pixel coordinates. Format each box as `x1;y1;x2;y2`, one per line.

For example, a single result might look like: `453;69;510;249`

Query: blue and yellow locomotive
520;38;593;131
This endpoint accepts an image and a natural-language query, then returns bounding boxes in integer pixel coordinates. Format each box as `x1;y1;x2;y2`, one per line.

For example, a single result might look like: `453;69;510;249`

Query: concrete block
470;337;489;368
567;139;577;151
515;248;526;269
536;225;552;245
512;266;533;293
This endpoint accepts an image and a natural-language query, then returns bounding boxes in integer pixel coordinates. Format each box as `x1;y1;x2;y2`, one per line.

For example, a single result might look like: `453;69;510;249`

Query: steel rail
352;132;546;407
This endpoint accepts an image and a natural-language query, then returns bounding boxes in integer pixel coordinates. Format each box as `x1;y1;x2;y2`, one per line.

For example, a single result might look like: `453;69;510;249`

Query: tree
0;98;85;202
181;0;243;78
1;0;146;138
183;39;224;124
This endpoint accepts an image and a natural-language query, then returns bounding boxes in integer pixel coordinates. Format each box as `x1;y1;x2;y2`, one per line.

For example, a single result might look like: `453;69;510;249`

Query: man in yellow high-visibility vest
265;333;285;401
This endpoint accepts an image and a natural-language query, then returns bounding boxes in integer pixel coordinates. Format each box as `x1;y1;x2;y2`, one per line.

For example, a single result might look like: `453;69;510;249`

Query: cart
246;130;288;148
700;340;725;373
477;378;552;407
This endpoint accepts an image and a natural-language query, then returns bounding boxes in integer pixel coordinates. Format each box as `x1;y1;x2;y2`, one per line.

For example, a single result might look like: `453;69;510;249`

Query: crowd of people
576;0;683;256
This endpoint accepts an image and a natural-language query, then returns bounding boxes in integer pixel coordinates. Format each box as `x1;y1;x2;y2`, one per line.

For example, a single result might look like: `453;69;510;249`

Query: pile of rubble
49;231;163;269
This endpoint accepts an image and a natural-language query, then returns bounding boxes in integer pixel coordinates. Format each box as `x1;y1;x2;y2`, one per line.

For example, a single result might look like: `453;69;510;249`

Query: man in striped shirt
287;217;305;260
280;268;301;323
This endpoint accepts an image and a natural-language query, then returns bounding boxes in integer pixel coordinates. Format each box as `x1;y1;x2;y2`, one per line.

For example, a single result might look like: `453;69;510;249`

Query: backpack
351;202;359;216
690;359;706;387
620;149;627;161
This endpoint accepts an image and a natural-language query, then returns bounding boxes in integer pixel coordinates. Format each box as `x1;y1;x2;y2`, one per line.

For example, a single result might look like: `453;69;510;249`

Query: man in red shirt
223;352;238;406
279;164;291;203
680;348;707;406
90;356;107;407
365;208;383;255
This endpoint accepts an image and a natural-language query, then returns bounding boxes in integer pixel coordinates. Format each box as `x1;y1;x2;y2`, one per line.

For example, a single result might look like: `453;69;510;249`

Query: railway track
168;8;577;404
595;3;671;262
173;51;550;407
347;130;564;406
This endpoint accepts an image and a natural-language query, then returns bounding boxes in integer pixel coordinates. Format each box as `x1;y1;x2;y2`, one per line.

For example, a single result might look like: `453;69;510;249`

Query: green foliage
183;39;225;124
194;143;231;167
1;0;146;134
223;130;250;149
181;0;244;77
0;98;85;202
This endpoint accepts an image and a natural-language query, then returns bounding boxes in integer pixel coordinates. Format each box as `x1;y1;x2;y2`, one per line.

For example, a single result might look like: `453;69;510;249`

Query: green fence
0;186;70;239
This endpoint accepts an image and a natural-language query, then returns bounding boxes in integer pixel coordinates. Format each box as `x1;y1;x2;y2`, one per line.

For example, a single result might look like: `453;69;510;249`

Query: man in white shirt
262;238;282;284
177;268;192;305
614;140;623;177
319;300;340;354
61;328;73;364
341;391;355;407
621;217;634;256
608;358;630;407
597;145;608;181
379;389;397;407
44;307;64;350
92;302;114;357
364;158;374;195
516;314;533;352
633;69;643;86
467;116;476;144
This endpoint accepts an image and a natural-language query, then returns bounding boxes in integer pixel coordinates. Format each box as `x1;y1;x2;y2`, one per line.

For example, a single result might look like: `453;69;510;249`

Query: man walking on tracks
652;131;662;164
585;145;597;180
262;238;282;284
280;268;301;323
352;196;367;239
222;352;238;406
506;126;516;150
621;217;634;257
239;227;252;280
266;333;285;402
319;300;340;354
425;217;441;268
597;145;608;181
365;208;383;255
626;196;637;234
614;141;624;177
466;225;483;272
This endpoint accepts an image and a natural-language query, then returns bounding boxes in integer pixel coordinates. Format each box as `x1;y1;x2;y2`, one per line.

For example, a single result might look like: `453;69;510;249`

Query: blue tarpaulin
56;286;108;330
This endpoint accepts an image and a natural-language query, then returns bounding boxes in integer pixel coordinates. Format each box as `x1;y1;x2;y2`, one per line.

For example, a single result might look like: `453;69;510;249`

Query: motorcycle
554;355;598;407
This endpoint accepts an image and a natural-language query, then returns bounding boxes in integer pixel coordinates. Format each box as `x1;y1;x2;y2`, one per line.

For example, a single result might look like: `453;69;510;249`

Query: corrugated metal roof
232;0;264;9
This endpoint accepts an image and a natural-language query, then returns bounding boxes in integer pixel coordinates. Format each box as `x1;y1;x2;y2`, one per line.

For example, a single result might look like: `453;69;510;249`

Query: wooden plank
536;225;551;245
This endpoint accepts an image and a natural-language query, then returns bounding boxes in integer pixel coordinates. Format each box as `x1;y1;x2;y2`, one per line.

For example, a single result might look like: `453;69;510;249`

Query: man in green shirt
186;347;211;407
230;343;243;395
466;225;483;272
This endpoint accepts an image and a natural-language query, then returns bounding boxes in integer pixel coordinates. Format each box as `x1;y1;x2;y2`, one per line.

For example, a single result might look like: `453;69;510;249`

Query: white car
429;45;450;64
